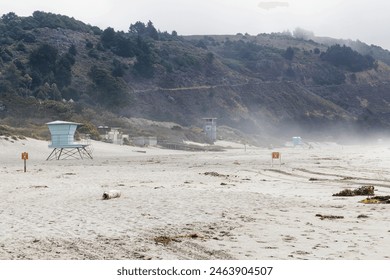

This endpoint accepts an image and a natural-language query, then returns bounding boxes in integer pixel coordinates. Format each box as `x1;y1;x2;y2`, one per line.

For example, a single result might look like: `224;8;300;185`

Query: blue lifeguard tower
46;121;93;160
292;136;303;147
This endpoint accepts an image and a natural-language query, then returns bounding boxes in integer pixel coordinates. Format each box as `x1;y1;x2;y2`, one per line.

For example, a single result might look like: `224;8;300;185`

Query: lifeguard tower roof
47;120;80;125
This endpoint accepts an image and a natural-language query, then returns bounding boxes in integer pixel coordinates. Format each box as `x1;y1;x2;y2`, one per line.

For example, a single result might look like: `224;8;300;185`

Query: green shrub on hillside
321;44;375;72
88;65;131;107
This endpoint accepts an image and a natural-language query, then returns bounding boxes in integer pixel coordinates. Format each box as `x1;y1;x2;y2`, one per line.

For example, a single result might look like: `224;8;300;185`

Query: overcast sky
2;0;390;50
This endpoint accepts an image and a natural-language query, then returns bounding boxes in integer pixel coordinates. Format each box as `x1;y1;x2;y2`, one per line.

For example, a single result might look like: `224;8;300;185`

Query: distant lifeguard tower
203;118;217;143
292;136;303;147
46;121;93;160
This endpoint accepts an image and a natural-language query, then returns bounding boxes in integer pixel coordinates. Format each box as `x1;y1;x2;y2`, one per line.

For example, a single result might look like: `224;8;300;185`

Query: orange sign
21;152;28;160
272;152;280;159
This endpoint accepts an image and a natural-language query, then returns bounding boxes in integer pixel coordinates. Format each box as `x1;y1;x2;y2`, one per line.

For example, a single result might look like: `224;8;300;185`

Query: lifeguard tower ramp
46;121;93;160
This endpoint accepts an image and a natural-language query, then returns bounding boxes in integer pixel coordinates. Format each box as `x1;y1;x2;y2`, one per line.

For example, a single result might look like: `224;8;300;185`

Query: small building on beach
99;126;129;145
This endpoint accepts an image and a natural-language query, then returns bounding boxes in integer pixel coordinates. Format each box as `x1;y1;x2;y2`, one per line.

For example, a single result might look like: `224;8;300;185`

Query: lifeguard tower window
46;121;93;160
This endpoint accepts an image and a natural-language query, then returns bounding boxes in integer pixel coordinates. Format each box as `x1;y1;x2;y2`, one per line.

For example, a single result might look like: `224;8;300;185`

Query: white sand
1;136;390;260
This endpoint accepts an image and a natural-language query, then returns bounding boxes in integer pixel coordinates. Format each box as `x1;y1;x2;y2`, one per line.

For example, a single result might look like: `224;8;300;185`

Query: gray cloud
258;1;289;10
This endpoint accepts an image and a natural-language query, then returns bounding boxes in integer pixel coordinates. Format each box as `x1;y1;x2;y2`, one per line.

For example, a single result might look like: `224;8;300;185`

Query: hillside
2;11;390;145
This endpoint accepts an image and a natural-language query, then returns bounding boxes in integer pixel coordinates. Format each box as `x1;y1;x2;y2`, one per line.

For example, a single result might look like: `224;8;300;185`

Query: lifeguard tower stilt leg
46;146;93;160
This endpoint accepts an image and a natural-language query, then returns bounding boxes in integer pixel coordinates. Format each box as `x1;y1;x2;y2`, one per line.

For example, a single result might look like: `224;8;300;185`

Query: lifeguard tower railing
46;121;93;160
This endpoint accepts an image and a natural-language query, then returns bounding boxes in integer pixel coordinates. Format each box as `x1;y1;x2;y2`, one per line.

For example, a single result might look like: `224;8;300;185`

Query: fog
232;114;390;147
2;0;390;50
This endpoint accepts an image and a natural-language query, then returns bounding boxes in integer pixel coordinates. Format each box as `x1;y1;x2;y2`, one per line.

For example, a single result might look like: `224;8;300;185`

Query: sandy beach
1;136;390;260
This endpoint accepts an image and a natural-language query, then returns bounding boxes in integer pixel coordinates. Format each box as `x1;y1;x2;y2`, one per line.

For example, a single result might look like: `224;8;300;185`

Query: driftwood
315;214;344;220
102;190;121;200
30;185;48;189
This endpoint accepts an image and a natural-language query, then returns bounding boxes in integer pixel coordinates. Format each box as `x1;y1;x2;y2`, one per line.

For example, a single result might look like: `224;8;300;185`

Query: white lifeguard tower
46;120;93;160
203;118;217;143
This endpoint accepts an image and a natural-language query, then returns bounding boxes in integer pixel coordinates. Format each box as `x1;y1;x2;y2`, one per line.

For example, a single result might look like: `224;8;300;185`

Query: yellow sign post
271;152;281;167
21;152;28;172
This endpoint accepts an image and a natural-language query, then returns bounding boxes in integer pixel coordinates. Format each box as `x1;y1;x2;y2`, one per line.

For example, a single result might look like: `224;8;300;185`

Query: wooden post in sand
21;152;28;172
271;152;281;167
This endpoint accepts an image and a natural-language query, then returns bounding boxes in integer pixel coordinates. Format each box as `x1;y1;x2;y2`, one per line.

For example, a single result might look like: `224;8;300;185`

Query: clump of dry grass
0;125;13;137
0;123;49;140
360;196;390;204
333;186;374;197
